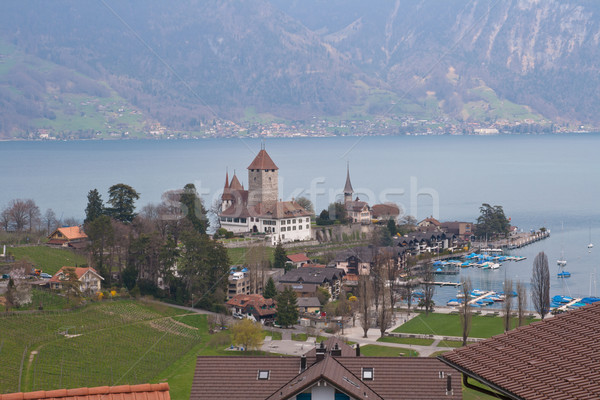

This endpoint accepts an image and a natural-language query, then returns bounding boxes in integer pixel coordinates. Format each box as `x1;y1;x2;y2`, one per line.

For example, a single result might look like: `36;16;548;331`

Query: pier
468;291;495;305
423;281;462;287
558;298;582;312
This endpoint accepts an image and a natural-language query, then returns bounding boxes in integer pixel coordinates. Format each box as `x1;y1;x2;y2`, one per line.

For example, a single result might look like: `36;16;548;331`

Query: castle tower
343;163;354;205
247;147;278;208
221;170;232;211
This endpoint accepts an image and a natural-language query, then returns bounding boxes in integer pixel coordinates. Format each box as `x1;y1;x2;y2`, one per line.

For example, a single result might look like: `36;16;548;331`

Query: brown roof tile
0;383;170;400
247;150;278;170
49;267;103;284
440;302;600;400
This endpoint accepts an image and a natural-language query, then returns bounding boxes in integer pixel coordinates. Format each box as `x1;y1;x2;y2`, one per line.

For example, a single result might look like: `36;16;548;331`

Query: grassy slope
0;39;147;138
8;246;88;275
393;313;538;338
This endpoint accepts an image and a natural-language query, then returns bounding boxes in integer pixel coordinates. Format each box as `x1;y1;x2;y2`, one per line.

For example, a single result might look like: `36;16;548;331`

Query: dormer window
257;370;270;380
362;367;374;380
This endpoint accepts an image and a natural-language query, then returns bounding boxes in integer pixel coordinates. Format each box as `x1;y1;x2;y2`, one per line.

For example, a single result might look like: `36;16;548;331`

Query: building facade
219;148;312;245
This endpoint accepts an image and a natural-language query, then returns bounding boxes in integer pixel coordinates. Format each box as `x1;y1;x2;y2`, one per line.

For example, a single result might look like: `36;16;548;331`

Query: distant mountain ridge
1;0;600;138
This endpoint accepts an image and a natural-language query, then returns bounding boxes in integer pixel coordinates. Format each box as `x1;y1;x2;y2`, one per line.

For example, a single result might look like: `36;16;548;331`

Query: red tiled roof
48;226;88;241
345;201;369;213
49;267;103;284
440;302;600;400
371;203;400;219
226;294;276;317
247;149;278;170
0;383;170;400
287;253;310;263
229;174;244;190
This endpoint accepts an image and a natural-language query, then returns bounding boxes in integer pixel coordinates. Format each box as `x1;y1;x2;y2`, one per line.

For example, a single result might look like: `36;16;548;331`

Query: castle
219;147;312;244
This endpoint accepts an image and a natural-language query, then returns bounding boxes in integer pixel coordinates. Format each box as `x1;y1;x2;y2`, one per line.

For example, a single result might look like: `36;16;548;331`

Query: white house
49;267;104;294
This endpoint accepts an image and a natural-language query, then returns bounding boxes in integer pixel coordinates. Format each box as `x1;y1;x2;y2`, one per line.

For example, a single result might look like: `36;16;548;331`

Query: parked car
40;273;53;279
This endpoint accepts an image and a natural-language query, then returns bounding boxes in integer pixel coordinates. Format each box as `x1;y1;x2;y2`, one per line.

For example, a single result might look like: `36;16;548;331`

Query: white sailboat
588;226;594;249
557;222;567;266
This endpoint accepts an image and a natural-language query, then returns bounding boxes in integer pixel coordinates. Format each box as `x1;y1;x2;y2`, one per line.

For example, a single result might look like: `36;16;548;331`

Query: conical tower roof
229;173;243;190
224;170;230;190
344;163;354;194
247;149;278;170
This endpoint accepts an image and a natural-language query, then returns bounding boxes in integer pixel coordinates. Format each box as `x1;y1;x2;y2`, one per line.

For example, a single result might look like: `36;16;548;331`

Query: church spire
344;163;353;205
224;168;230;190
344;162;354;194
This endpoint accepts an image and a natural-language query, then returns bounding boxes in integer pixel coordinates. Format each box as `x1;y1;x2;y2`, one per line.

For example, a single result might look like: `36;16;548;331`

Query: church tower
344;163;354;205
247;146;279;208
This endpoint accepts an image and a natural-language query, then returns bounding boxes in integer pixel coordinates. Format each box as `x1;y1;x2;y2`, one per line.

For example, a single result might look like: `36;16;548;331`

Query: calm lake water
1;134;599;302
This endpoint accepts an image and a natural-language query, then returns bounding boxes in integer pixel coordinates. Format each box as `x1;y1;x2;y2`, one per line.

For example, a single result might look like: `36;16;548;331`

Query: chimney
355;343;361;357
446;374;453;396
331;343;341;357
300;355;307;372
316;341;326;362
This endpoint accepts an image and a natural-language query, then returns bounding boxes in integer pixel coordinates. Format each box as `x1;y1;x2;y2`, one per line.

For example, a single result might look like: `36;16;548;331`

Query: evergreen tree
273;241;287;270
179;183;209;234
386;218;397;236
263;276;277;299
475;203;510;239
276;286;299;327
106;183;140;223
84;189;104;224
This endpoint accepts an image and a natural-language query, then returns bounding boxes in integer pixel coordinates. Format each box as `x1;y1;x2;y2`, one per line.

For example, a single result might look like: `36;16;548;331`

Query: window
362;367;374;380
257;370;270;380
306;218;310;222
293;219;296;223
306;224;309;229
293;226;296;230
299;225;302;230
281;220;286;225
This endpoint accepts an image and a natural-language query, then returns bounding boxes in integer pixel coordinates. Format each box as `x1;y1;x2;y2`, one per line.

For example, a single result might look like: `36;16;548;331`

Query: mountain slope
1;0;600;137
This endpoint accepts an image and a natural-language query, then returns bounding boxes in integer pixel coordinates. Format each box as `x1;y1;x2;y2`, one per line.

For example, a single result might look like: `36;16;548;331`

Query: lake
1;134;599;302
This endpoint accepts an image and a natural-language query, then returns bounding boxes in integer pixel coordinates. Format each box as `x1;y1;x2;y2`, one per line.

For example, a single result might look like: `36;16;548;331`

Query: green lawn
8;246;88;275
377;336;434;346
292;333;307;341
394;313;538;338
359;345;418;357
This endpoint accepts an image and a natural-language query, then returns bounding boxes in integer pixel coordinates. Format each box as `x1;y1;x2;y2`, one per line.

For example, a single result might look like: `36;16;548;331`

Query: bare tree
357;275;372;338
7;199;29;232
503;278;513;332
459;278;472;346
516;281;527;327
531;251;550;320
378;285;393;338
43;208;58;235
421;262;435;315
246;243;269;294
382;248;400;320
0;207;10;231
24;199;41;232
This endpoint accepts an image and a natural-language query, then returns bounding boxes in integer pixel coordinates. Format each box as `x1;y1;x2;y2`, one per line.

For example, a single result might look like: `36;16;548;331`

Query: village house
334;246;405;276
227;270;252;300
49;266;103;294
276;282;319;298
440;301;600;399
286;253;311;268
417;216;442;231
47;226;88;249
395;232;458;255
191;337;461;400
219;147;312;245
440;221;473;241
371;203;400;222
278;266;345;300
226;293;277;323
296;297;321;314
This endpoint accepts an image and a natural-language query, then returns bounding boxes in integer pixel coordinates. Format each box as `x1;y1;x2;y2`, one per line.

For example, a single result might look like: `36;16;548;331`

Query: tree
503;278;513;332
273;241;287;270
316;286;331;305
328;202;349;224
84;188;104;224
106;183;140;223
531;251;550;320
475;203;510;239
421;262;435;315
24;199;41;232
263;277;277;299
43;208;58;235
295;196;314;215
386;218;398;236
459;278;472;346
516;281;527;327
357;275;372;338
377;285;393;338
231;318;263;351
62;266;82;304
179;183;209;234
276;286;299;328
316;209;333;225
246;243;269;294
85;215;114;283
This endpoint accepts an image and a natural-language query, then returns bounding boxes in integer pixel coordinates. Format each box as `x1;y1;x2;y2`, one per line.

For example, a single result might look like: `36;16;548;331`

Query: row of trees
83;183;228;310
